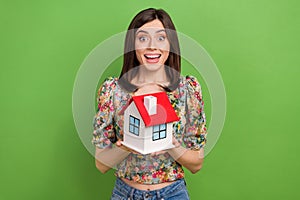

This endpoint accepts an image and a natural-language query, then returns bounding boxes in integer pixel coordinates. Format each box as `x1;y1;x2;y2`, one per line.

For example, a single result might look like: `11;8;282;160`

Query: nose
147;37;157;49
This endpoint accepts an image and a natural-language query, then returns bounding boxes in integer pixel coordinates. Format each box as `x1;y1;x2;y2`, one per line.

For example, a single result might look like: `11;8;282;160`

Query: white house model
120;92;180;154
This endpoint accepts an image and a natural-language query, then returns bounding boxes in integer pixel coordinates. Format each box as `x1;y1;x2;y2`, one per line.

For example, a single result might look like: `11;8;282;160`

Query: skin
95;19;204;190
134;19;170;79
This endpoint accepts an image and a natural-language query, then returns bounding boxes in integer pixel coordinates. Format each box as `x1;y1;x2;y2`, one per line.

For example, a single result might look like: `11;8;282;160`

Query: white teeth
145;54;160;59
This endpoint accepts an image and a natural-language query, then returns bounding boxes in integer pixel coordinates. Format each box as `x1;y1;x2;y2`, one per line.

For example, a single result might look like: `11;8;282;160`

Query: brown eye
138;36;149;42
157;36;166;41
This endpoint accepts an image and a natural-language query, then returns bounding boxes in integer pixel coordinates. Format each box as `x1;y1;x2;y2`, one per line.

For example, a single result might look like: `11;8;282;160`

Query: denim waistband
112;177;186;200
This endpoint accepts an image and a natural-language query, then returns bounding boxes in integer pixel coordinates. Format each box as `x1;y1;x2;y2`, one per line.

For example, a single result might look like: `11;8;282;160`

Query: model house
120;92;179;154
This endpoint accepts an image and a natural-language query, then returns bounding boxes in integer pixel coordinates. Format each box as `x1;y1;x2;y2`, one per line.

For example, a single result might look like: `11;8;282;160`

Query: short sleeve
183;75;208;150
91;77;117;149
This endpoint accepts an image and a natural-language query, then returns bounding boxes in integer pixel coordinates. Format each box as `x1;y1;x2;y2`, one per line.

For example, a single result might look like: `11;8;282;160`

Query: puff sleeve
183;75;208;150
91;77;117;149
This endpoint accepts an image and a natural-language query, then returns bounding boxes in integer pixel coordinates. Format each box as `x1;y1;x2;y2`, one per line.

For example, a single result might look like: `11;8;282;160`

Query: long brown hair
118;8;181;92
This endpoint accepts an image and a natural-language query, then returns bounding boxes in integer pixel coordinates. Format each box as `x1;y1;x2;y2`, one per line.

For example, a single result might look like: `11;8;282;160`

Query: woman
92;8;207;200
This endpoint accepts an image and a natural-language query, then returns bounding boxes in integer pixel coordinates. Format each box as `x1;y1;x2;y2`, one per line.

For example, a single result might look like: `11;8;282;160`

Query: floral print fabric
92;75;207;184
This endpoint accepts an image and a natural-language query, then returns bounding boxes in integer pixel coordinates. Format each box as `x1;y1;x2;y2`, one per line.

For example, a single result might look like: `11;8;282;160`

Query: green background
1;0;299;199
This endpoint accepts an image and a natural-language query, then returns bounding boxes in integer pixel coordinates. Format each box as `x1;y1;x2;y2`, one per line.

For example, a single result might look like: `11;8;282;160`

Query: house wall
144;123;174;153
124;103;175;154
123;103;145;152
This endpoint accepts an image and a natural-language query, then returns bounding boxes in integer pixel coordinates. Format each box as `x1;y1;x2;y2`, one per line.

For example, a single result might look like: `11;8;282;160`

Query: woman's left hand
150;136;181;156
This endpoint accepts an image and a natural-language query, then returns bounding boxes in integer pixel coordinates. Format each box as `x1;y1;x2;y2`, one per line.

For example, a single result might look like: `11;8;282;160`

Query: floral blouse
92;75;207;184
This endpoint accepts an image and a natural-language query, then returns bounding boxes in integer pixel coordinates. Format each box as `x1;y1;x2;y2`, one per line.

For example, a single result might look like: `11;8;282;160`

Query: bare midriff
121;178;175;191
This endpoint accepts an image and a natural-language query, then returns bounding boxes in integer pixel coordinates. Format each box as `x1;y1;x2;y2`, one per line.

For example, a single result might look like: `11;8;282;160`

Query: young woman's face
135;19;170;71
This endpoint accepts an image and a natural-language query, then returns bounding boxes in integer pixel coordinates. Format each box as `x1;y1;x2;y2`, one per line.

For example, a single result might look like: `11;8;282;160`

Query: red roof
128;92;179;127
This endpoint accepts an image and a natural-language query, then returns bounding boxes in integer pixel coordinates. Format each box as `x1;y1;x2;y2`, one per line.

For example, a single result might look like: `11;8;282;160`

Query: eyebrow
136;29;166;34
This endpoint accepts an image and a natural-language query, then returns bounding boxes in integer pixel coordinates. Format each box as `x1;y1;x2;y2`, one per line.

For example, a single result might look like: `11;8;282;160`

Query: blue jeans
110;177;190;200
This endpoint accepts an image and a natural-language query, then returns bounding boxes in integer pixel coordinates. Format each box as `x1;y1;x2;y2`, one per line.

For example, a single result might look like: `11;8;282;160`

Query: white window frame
129;115;140;136
152;124;167;141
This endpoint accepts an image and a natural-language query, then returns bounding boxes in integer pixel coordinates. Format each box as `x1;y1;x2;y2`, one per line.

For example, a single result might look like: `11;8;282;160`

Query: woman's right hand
115;140;141;154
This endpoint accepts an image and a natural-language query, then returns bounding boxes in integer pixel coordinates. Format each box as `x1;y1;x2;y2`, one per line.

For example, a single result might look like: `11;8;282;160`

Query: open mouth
144;54;161;59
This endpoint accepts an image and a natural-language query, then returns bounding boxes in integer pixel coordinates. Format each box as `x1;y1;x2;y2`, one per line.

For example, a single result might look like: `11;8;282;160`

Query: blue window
129;115;140;136
152;124;167;141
